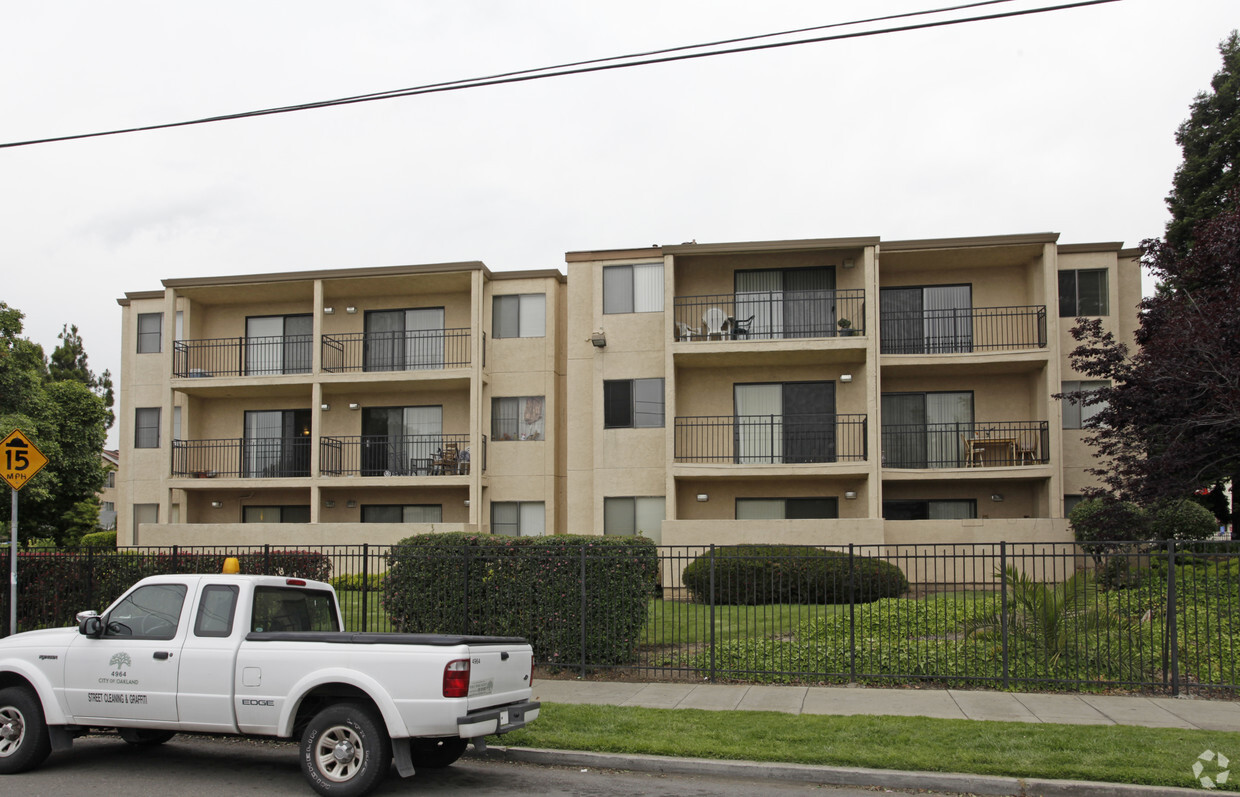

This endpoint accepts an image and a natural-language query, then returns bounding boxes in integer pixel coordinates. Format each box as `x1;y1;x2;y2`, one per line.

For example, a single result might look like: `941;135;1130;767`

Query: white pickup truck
0;572;539;796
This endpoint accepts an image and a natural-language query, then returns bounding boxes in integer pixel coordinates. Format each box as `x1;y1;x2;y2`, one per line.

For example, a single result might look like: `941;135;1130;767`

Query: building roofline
661;237;880;256
1118;247;1143;259
490;268;566;283
881;232;1060;252
1057;242;1125;254
161;261;489;290
565;246;665;263
117;290;163;306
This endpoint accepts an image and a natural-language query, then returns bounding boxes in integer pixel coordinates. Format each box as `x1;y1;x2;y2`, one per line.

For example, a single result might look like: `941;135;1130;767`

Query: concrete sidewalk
531;678;1240;731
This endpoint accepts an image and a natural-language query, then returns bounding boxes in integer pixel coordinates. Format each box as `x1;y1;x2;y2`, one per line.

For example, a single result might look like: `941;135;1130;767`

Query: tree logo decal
1192;750;1230;789
109;653;132;670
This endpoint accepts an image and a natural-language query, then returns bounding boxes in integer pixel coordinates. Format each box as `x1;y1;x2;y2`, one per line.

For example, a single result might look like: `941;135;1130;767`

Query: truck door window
104;583;188;640
251;586;340;633
195;584;240;637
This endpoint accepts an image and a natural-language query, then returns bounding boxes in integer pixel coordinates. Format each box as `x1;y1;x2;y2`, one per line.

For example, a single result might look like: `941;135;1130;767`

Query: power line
1;0;1122;150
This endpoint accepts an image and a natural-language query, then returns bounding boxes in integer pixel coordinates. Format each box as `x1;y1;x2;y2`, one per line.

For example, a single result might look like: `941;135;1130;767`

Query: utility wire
1;0;1121;150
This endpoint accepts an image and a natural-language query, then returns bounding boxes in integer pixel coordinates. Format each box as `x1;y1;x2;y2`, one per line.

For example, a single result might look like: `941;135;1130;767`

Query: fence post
1000;541;1009;690
1167;540;1179;697
86;546;94;613
580;544;587;679
709;544;716;683
848;543;856;682
171;545;178;573
264;544;271;574
463;546;471;633
361;543;369;633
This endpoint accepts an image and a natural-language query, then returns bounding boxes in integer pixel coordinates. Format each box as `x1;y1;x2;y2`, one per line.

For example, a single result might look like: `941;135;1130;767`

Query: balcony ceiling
880;241;1047;273
880;351;1048;378
171;379;312;399
674;342;868;368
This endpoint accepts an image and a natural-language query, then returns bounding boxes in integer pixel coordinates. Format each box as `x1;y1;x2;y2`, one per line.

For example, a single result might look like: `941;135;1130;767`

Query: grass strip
502;702;1240;791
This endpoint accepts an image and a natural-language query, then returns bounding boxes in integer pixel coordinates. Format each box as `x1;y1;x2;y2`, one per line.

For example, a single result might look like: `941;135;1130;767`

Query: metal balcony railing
674;413;868;464
319;434;483;476
879;306;1047;354
880;421;1049;469
321;329;473;373
173;335;314;378
673;290;866;342
172;438;312;478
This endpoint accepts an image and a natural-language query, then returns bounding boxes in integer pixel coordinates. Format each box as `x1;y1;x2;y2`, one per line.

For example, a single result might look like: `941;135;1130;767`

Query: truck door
64;582;189;724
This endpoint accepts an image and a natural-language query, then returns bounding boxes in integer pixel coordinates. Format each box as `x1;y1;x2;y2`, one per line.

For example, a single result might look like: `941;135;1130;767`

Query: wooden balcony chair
432;443;458;475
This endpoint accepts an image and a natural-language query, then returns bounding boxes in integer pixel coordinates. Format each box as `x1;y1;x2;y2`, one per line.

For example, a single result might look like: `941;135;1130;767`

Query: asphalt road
11;733;966;797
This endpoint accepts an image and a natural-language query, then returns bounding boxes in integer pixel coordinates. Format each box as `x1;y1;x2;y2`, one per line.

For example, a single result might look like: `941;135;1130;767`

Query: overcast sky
3;1;1235;448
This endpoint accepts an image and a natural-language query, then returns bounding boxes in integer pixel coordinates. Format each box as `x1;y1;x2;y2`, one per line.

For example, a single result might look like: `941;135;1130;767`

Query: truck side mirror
77;611;102;637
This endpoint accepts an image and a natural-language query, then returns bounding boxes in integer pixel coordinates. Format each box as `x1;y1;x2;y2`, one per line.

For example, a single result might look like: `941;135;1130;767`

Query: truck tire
0;686;52;774
409;737;468;768
300;703;392;797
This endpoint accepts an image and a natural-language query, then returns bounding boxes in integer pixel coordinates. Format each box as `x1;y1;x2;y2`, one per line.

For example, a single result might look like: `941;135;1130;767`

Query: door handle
153;651;172;660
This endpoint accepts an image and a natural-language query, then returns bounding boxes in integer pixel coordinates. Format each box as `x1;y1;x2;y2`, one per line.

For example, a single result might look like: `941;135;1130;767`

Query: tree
1166;31;1240;254
49;323;114;430
1065;204;1240;529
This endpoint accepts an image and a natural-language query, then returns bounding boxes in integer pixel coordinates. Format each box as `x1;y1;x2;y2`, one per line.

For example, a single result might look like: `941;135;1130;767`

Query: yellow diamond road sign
1;430;49;491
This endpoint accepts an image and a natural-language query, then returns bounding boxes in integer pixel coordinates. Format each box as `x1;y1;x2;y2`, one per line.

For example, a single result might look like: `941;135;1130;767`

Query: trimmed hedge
0;548;332;633
79;530;118;547
682;545;908;605
383;532;658;667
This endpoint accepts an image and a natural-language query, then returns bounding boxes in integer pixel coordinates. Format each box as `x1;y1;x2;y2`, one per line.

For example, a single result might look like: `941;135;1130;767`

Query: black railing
673;290;866;341
675;414;867;463
881;421;1049;469
879;305;1047;354
321;329;472;372
319;434;479;476
172;437;311;478
6;540;1237;696
173;335;314;378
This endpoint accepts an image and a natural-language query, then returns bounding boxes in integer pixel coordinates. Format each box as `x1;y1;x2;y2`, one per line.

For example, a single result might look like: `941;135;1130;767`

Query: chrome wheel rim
314;724;364;782
0;705;25;758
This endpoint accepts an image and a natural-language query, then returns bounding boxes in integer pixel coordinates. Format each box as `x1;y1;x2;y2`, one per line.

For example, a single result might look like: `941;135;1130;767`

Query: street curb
470;745;1208;797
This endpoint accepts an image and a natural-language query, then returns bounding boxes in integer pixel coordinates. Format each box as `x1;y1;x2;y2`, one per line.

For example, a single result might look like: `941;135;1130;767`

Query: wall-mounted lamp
323;307;335;315
840;374;853;383
320;403;331;411
348;403;360;411
696;494;709;502
843;259;855;269
590;332;607;348
990;494;1005;502
464;499;471;507
844;491;858;500
346;306;358;314
346;500;357;509
324;499;336;509
210;500;224;509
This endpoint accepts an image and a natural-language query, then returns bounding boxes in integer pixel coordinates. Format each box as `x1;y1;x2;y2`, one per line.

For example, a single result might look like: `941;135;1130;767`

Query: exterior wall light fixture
349;403;360;410
696;494;709;502
844;490;858;500
990;494;1004;502
840;374;853;383
590;332;607;348
346;306;358;314
210;500;223;508
320;403;330;411
324;500;336;508
323;307;335;314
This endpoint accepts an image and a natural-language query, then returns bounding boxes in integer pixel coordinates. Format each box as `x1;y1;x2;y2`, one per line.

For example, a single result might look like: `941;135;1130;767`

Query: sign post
2;429;50;635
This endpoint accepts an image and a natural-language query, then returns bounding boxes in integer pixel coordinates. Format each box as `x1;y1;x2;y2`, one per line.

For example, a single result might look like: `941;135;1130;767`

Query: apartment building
115;262;566;546
115;233;1139;546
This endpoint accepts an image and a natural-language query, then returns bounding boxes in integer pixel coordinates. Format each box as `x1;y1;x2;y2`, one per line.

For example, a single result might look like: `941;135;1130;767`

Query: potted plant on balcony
837;318;855;336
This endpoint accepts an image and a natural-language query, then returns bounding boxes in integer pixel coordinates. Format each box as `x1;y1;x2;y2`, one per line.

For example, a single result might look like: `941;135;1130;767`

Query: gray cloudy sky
2;1;1235;448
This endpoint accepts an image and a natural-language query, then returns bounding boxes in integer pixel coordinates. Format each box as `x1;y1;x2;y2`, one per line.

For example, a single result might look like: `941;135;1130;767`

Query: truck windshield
251;586;340;633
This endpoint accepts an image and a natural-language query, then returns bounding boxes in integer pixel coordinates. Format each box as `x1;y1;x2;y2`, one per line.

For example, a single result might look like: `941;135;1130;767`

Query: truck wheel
409;737;468;768
300;703;391;797
0;686;52;774
119;728;177;746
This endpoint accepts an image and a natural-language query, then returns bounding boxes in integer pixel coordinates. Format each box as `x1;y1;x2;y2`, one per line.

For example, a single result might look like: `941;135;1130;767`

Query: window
491;501;545;536
1061;380;1109;429
1064;495;1085;516
735;266;835;338
1059;269;1109;316
735;382;836;464
251;586;340;633
883;499;977;520
195;584;239;638
881;392;973;468
603;263;664;314
736;497;839;519
244;410;311;477
492;396;545;441
137;312;162;353
603;497;665;543
364;307;445;371
105;470;116;488
604;378;664;428
101;501;115;513
134;407;161;449
105;583;186;640
361;505;443;523
246;314;312;375
358;405;442;476
243;506;311;523
880;284;973;354
493;294;546;338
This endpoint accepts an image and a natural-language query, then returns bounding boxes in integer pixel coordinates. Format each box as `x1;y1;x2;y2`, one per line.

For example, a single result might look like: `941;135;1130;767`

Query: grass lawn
644;599;842;644
337;590;393;632
503;702;1240;791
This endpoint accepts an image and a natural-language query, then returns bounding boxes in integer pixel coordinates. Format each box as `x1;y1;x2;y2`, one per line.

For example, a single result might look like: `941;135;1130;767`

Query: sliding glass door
361;406;442;476
734;381;836;464
881;392;973;467
880;285;973;354
363;308;445;371
735;267;835;339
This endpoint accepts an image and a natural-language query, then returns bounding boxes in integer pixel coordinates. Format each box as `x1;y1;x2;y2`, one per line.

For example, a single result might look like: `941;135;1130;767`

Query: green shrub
1068;499;1150;547
681;545;908;605
79;530;117;547
383;532;658;666
1150;499;1219;541
329;573;386;592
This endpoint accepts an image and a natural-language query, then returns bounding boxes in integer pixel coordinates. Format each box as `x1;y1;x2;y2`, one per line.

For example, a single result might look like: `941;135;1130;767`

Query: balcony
173;336;313;378
321;329;474;372
879;306;1046;355
880;421;1049;469
319;434;484;476
173;438;311;478
673;290;866;342
674;413;868;464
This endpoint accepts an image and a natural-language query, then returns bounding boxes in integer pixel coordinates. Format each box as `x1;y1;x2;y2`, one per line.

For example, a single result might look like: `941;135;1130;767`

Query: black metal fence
174;336;315;378
319;434;482;476
321;329;473;372
172;437;312;478
673;290;867;341
881;421;1050;468
4;540;1235;695
879;305;1047;354
675;414;868;463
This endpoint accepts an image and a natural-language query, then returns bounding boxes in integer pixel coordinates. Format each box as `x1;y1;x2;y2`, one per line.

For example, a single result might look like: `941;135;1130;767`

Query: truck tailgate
467;643;533;711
